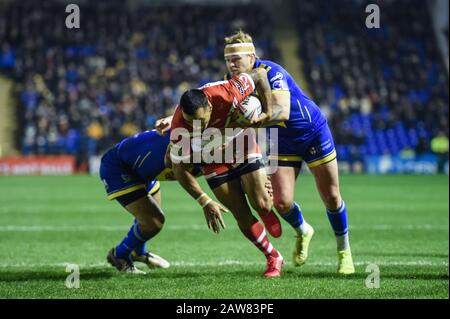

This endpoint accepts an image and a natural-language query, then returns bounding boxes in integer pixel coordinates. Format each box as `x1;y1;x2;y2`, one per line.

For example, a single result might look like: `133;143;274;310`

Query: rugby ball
235;95;262;126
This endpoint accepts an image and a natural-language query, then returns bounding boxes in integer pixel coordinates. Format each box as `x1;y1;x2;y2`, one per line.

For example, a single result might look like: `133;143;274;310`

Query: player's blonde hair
224;30;254;45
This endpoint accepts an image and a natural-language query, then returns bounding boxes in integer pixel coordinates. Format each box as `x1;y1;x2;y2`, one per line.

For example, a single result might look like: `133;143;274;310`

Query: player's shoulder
145;128;171;141
203;75;253;97
122;129;151;141
200;82;228;104
128;129;166;142
256;59;290;91
256;59;286;75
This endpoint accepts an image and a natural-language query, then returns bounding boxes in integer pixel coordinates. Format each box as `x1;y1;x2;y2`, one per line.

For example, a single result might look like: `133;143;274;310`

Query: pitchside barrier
364;154;449;175
88;154;448;176
1;154;447;176
0;156;76;175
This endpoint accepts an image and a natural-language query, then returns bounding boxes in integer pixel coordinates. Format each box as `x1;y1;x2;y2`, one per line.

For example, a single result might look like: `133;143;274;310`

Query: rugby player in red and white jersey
169;68;284;277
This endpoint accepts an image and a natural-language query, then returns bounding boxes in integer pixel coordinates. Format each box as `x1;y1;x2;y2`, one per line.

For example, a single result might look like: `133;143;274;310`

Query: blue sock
133;220;147;256
134;242;147;256
281;202;308;235
326;200;348;236
115;223;149;260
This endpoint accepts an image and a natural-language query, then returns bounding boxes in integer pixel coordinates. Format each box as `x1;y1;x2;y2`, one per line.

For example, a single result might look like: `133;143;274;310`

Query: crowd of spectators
1;0;448;169
0;0;278;166
293;0;449;163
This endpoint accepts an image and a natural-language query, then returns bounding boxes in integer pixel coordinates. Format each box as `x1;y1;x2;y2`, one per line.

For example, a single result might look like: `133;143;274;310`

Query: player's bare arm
171;160;228;234
260;91;290;126
247;68;273;125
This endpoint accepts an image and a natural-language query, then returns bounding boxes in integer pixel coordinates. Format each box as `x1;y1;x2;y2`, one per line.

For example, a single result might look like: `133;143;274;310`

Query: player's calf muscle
240;169;273;213
126;197;165;236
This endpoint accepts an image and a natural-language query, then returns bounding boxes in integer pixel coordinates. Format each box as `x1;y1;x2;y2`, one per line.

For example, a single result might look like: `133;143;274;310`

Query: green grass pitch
0;174;448;298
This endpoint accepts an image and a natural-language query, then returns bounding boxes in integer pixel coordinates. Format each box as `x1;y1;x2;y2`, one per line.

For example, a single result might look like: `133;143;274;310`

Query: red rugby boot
263;253;284;277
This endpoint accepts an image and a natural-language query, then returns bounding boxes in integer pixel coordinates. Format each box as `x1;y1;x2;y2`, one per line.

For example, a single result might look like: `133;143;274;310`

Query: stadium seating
0;0;279;161
292;0;449;161
0;0;448;169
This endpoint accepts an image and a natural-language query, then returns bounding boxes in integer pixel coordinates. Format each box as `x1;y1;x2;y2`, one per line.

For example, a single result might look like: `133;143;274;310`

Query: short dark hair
179;89;209;115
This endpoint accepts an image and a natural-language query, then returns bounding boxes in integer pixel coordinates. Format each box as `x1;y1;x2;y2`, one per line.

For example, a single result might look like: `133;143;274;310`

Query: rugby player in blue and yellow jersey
222;31;355;274
99;129;198;274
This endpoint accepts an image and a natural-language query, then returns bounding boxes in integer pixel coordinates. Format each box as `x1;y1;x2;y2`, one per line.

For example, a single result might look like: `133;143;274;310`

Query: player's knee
139;212;165;233
274;197;293;215
156;213;166;229
253;197;273;215
323;191;341;211
155;212;165;227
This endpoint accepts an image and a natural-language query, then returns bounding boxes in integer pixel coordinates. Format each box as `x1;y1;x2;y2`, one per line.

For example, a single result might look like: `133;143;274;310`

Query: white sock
336;233;350;251
295;221;310;236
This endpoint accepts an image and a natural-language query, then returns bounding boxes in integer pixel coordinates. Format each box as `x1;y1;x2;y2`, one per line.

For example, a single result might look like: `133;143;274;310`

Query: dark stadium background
0;0;448;300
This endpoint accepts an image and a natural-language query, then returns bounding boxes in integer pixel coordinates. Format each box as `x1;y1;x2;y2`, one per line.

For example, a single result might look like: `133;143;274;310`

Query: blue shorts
268;123;337;168
99;148;160;200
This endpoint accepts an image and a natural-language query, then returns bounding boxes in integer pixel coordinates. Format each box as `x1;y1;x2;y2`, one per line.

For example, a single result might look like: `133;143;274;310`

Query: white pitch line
0;260;447;269
0;225;208;232
0;224;448;232
0;206;114;214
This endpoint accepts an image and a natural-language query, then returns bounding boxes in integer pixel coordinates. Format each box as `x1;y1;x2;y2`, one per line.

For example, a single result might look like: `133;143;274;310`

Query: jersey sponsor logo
270;72;288;90
232;74;251;95
231;79;244;95
320;139;332;151
270;72;284;83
